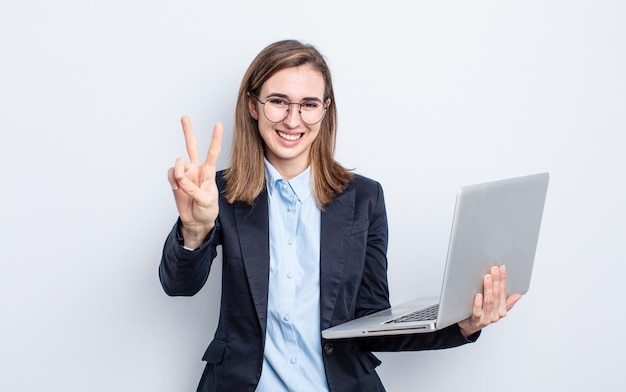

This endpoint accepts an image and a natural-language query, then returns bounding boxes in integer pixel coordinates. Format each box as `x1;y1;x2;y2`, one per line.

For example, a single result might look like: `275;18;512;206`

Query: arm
353;181;392;318
159;116;224;295
360;266;521;351
158;219;220;296
166;116;223;248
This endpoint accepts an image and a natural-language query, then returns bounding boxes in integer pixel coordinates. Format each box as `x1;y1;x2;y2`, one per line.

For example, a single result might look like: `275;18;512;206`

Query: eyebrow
264;93;323;103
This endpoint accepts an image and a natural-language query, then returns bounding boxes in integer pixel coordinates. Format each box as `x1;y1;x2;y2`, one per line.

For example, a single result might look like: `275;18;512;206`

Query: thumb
506;294;523;311
177;176;203;200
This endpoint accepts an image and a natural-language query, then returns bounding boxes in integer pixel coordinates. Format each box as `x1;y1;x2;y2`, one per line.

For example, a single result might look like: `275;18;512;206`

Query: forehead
260;65;325;99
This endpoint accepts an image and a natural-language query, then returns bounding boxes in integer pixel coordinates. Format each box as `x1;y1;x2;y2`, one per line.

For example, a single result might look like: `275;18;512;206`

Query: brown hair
223;39;353;208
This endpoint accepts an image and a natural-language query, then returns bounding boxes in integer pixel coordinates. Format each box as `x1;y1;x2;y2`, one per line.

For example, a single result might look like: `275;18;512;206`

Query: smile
277;131;303;141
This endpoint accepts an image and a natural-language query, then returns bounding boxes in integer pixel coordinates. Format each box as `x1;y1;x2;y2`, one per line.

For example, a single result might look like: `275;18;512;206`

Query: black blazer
160;172;476;392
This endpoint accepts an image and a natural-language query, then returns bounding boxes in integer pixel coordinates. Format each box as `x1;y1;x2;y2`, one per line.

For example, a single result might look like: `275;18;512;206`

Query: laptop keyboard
385;304;440;324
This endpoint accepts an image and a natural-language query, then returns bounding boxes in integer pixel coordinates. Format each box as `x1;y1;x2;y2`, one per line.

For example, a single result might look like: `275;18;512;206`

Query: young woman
160;39;520;392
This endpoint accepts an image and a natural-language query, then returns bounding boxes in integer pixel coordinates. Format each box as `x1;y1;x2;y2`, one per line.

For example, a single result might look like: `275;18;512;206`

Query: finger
203;122;224;168
491;265;501;299
176;170;202;199
181;116;200;163
506;293;523;311
472;292;484;320
173;157;189;180
499;265;509;315
483;273;496;322
167;167;179;191
491;266;502;316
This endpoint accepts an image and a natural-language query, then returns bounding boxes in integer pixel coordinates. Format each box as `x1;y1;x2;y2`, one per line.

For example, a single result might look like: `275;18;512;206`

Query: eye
267;98;289;107
301;101;320;110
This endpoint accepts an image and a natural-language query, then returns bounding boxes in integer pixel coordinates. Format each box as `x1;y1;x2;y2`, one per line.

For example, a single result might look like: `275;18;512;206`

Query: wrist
180;221;214;249
458;322;480;338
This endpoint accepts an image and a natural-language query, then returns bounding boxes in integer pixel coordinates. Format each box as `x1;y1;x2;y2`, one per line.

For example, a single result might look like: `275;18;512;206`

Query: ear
325;98;331;108
247;92;259;120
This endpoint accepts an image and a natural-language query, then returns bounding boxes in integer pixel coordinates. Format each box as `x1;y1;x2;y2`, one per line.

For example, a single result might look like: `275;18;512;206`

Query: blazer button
324;343;334;355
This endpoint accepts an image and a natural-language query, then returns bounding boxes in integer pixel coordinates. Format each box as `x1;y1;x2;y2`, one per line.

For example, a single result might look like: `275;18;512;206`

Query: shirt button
287;239;293;245
283;314;290;322
324;343;334;355
287;272;294;279
290;357;297;364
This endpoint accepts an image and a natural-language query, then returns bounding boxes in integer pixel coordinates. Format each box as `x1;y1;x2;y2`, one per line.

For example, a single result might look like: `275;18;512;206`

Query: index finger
203;122;224;168
181;115;200;163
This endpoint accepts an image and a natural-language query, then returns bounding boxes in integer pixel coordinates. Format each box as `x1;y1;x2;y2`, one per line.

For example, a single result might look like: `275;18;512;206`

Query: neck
267;157;309;181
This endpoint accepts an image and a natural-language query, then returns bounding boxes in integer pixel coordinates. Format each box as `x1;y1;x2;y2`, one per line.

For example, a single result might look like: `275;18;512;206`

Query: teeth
278;131;301;141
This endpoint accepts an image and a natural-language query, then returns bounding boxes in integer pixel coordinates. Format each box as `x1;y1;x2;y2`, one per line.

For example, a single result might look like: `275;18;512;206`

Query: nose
283;103;302;127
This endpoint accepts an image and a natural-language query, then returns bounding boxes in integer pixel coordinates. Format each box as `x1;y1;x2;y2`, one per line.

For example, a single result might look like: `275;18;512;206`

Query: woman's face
248;65;329;180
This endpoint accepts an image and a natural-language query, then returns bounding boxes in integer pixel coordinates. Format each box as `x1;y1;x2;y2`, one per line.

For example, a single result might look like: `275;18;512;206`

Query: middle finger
203;122;224;169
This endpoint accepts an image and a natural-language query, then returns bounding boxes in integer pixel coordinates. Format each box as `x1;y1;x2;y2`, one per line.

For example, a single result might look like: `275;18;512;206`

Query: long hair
223;39;353;208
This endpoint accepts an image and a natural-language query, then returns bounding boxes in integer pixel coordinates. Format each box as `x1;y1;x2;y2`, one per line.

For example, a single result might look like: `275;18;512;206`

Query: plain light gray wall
1;1;624;390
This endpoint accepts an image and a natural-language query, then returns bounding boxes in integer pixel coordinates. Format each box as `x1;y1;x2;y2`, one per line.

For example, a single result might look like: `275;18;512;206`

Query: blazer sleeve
158;218;221;296
359;323;480;353
354;181;392;318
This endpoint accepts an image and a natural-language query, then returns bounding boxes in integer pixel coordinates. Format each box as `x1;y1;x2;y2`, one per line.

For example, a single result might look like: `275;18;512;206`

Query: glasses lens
300;102;326;125
263;99;289;122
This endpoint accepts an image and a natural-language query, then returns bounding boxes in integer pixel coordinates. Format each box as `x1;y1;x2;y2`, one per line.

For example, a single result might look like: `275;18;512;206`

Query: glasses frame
250;94;328;125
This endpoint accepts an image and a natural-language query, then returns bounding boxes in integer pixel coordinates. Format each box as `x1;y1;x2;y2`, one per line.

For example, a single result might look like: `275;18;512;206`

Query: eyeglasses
251;94;328;125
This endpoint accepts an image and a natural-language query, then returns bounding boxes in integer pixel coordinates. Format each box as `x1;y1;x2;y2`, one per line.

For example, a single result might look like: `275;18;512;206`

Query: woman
160;39;520;392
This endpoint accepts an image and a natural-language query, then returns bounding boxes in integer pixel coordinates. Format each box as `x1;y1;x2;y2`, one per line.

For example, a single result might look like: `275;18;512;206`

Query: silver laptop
321;172;549;339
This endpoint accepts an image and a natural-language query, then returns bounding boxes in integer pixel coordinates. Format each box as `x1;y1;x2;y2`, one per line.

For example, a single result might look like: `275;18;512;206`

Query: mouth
277;130;303;141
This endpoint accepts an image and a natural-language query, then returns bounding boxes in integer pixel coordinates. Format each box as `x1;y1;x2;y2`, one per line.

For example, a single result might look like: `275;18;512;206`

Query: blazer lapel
234;191;270;334
319;187;356;330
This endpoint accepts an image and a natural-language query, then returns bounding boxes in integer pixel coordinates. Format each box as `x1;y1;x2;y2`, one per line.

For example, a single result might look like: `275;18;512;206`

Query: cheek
257;123;274;144
310;126;322;141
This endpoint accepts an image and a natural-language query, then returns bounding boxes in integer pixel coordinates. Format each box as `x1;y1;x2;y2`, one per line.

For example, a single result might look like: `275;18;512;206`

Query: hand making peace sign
167;116;223;249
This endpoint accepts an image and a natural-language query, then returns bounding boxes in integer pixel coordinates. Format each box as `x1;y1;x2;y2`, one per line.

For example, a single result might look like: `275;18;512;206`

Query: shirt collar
264;158;312;203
